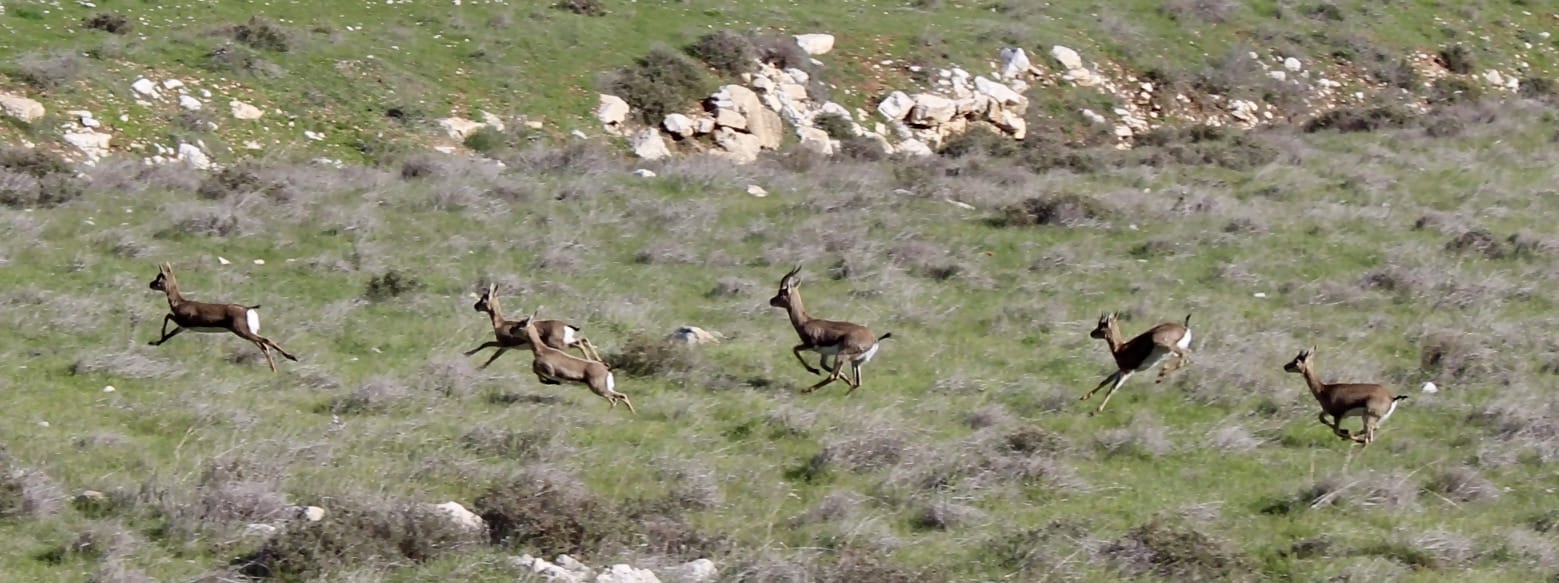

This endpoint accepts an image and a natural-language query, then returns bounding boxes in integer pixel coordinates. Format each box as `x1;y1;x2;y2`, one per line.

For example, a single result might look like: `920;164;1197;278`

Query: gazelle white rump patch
246;309;261;334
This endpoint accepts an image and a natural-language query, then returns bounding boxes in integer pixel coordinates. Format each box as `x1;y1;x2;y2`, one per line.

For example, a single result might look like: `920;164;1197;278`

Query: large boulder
718;85;783;150
596;94;630;128
630;128;671;160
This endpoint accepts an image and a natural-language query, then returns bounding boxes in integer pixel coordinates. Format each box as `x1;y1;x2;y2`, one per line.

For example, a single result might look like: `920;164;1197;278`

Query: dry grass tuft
1424;465;1501;504
474;465;624;556
1277;471;1420;513
1100;517;1251;580
69;351;178;380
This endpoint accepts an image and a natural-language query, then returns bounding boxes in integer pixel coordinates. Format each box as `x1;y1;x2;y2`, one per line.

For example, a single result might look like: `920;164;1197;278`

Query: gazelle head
473;283;498;314
1089;312;1120;340
149;262;176;292
1283;346;1317;374
768;264;803;309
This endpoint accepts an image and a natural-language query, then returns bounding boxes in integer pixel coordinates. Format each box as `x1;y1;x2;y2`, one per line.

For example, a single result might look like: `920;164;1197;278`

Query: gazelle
1079;312;1192;415
464;283;603;368
1283;346;1408;448
146;262;299;372
768;265;893;395
518;308;634;414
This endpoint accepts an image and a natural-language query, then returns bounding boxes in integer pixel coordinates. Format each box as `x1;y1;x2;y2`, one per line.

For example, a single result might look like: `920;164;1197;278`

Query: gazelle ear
488;282;496;296
161;262;172;273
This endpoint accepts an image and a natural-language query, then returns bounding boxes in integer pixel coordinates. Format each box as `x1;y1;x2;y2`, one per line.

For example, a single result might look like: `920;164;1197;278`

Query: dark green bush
604;45;711;125
685;30;757;77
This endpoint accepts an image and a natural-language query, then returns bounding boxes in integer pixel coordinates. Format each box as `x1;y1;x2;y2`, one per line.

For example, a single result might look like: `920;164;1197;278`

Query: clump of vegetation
0;148;83;209
474;467;626;556
1130;124;1279;170
606;334;703;378
461;126;507;154
554;0;606;17
1101;517;1251;580
989;193;1110;227
1303;105;1415;133
7;50;85;89
230;16;293;53
1444;229;1508;259
1438;44;1476;74
1429;77;1484;105
197;164;285;200
238;502;481;579
813;112;856;140
1425;466;1501;504
685;30;757;77
603;45;711;125
363;269;423;302
939;126;1022;159
83;12;132;35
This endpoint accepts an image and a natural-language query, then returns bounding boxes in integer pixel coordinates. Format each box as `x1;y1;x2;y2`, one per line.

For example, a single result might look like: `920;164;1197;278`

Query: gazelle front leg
149;314;185;346
1080;370;1121;402
792;344;823;375
478;347;510;369
464;341;503;357
1091;371;1134;415
1318;411;1350;438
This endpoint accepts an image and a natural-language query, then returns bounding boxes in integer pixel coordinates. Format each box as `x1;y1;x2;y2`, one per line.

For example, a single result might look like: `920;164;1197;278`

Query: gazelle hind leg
254;340;278;373
803;354;850;393
845;362;865;395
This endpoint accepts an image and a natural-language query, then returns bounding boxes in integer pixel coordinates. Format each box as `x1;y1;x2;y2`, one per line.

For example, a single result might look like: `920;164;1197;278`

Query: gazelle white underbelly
1178;330;1192;349
1134;347;1171;371
563;326;578;345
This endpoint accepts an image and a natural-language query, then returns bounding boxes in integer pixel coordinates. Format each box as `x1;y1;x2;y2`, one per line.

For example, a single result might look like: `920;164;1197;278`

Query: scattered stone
662;113;694;138
1422;382;1439;394
303;130;324;141
667;325;725;346
130;78;159;99
909;93;958;125
711;127;761;164
438;117;485;140
291;505;326;522
176;143;211;169
631;169;656;178
796;126;835;155
430;501;484;533
1051;45;1083;71
178;93;203;111
629;128;671;160
0;92;45;123
877;90;915;120
63;130;112;161
597;94;630;129
245;523;279;537
896;138;932;157
999;47;1032;80
745;184;768;198
161;79;185;90
218;256;231;265
524;120;544;130
480;110;506;132
230;100;263;120
666;559;718;583
597;564;661;583
793;33;835;56
102;385;116;393
1284;57;1302;72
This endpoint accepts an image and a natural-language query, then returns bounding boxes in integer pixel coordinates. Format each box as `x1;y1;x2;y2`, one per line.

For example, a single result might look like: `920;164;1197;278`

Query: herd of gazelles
146;262;1410;450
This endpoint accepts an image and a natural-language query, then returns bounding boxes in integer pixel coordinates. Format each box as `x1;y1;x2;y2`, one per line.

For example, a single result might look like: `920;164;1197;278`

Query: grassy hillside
3;95;1559;580
2;1;1559;582
3;1;1558;162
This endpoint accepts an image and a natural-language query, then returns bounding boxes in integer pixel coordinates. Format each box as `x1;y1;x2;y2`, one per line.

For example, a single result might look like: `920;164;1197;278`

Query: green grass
1;95;1558;580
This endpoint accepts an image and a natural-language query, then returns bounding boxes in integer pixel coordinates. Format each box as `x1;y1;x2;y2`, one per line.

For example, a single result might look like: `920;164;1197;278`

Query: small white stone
1253;292;1268;298
253;259;266;265
218;256;231;265
1422;382;1439;394
746;184;768;197
102;385;116;393
632;169;656;178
